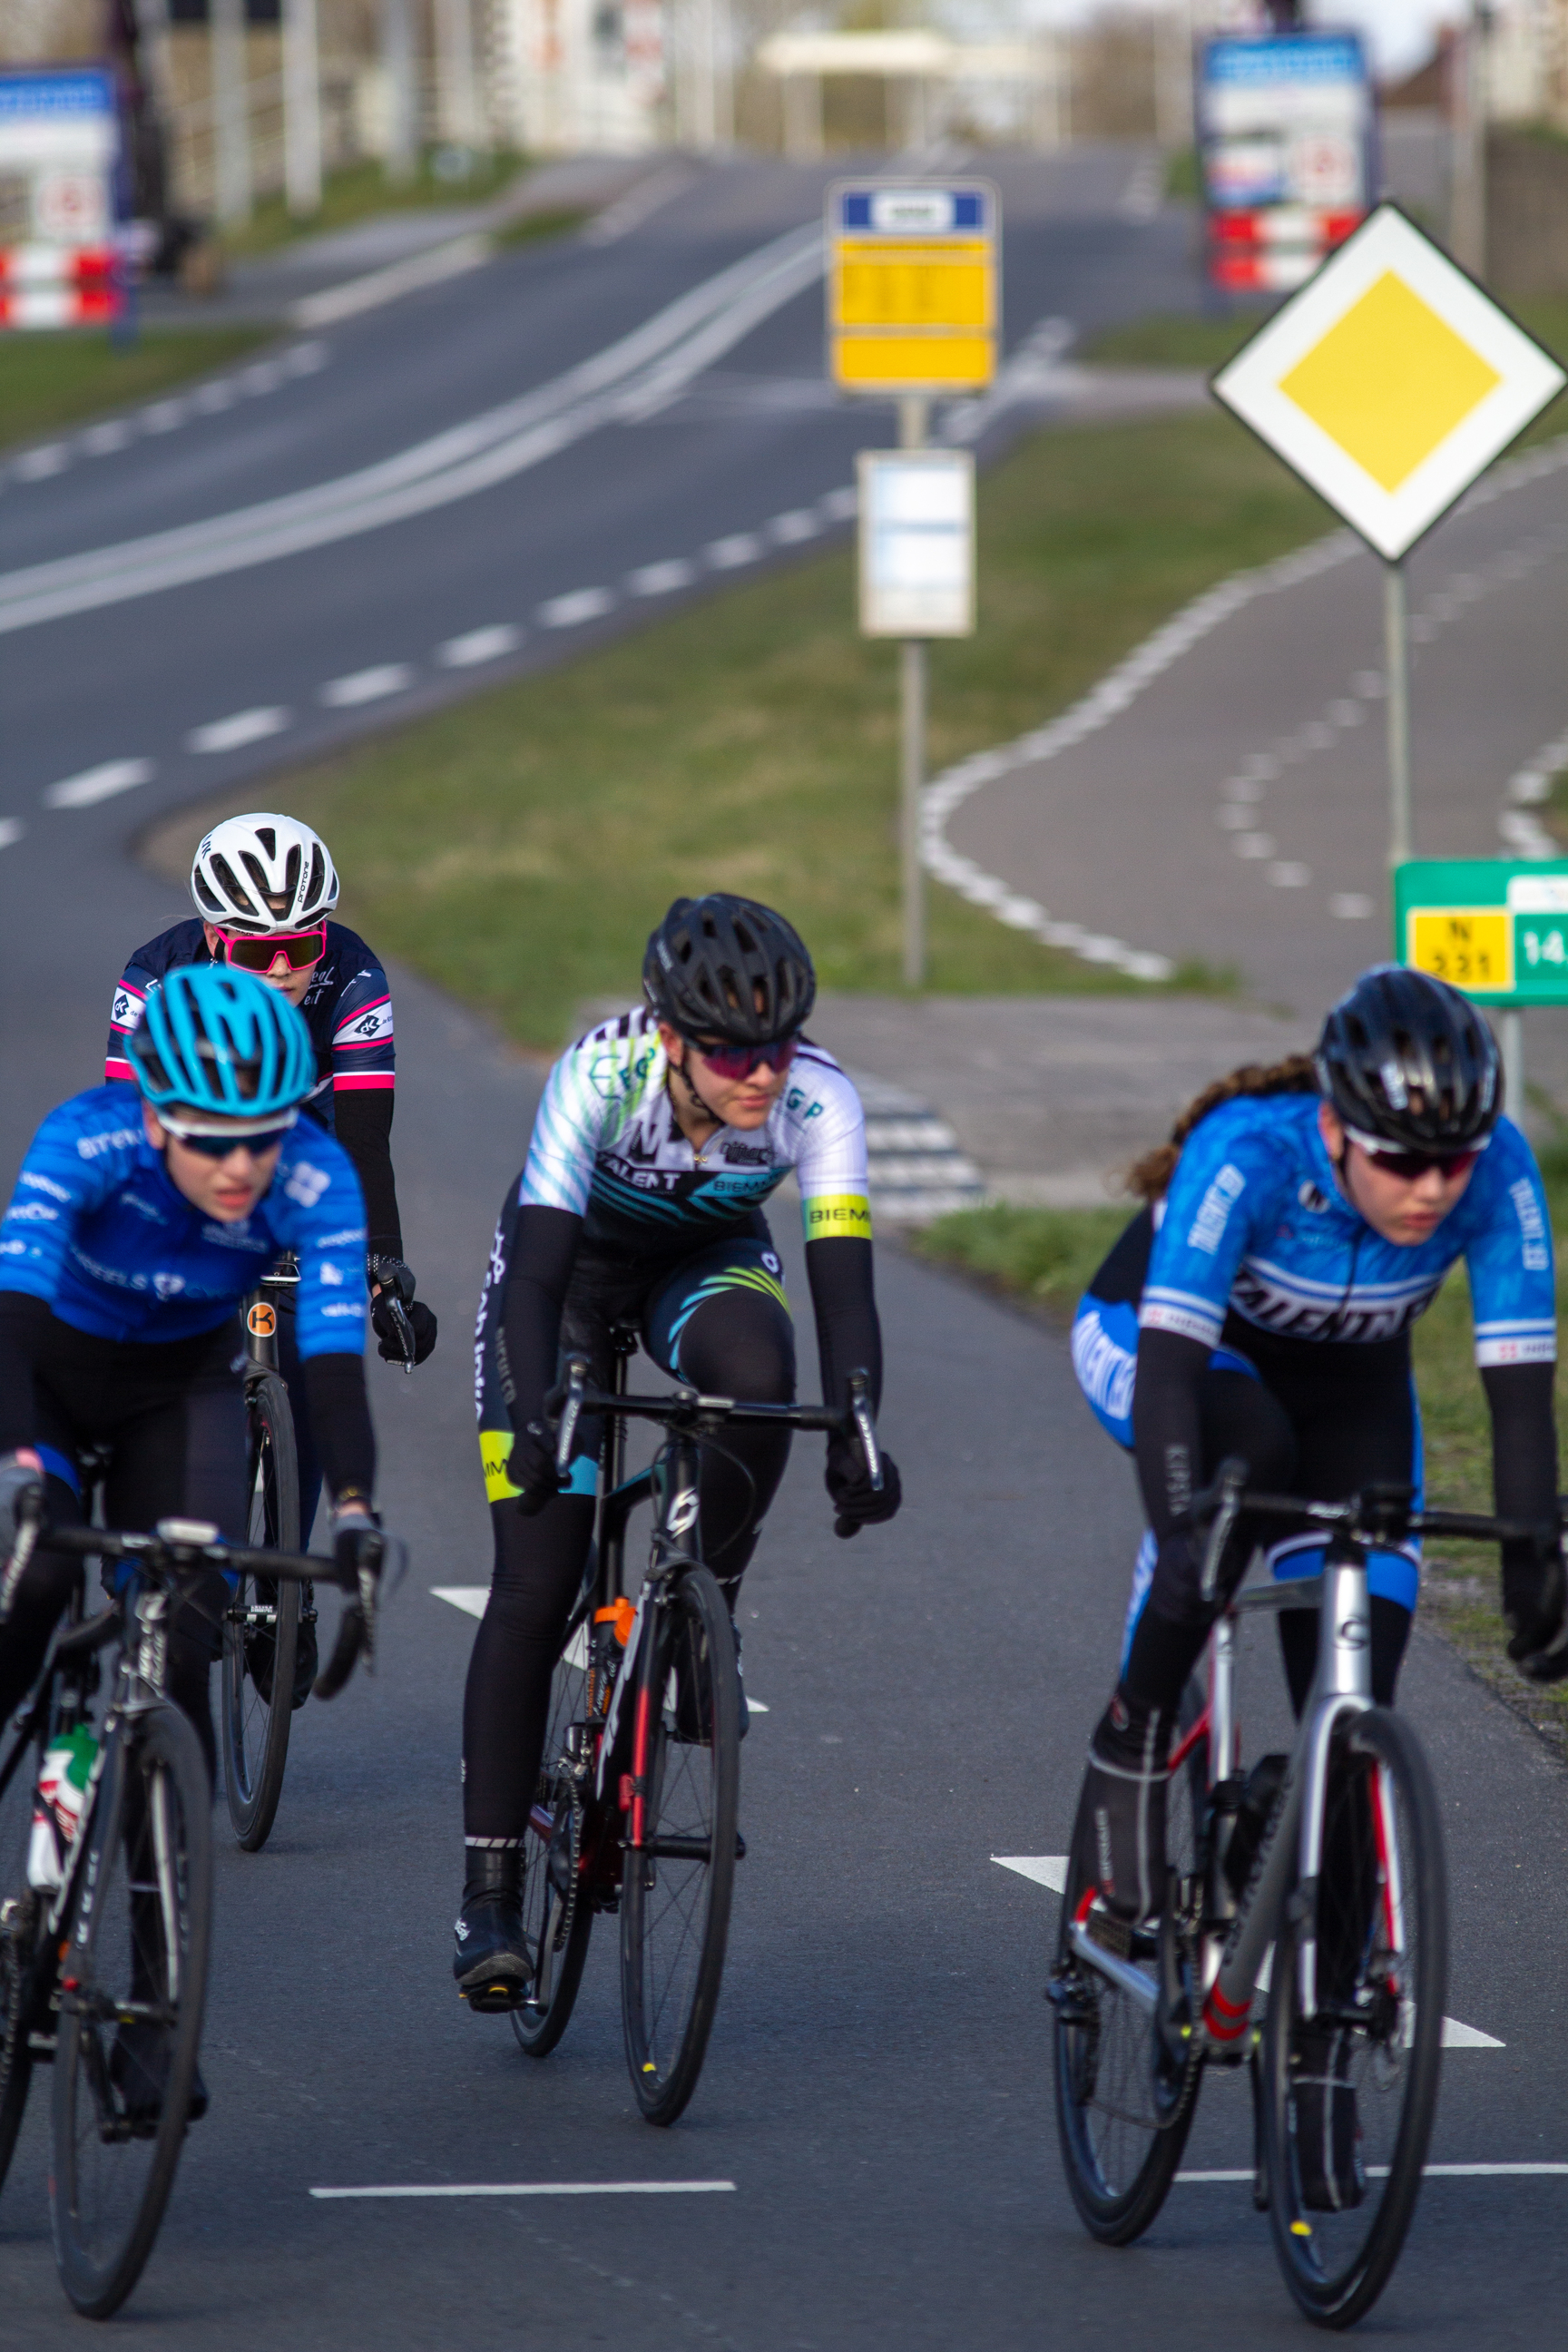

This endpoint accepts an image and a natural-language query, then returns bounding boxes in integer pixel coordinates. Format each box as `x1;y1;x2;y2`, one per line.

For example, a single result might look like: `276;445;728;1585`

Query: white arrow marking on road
992;1857;1502;2045
0;819;24;849
438;623;521;667
427;1587;769;1706
320;664;413;708
188;707;291;754
310;2180;737;2200
0;223;825;638
42;758;154;808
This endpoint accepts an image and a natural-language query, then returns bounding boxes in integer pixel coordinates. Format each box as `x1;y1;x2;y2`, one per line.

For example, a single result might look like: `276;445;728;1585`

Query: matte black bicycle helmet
1315;965;1501;1151
642;895;816;1044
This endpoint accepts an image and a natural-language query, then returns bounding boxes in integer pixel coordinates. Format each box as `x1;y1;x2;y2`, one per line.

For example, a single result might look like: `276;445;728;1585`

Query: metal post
1502;1009;1524;1121
382;0;419;184
899;393;930;991
1450;5;1488;278
1384;560;1412;871
210;0;251;227
283;0;323;217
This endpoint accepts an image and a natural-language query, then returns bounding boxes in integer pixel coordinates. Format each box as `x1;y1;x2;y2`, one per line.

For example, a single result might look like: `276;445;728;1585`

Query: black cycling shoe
453;1850;530;2014
1294;2028;1366;2210
1082;1690;1171;1924
109;2021;208;2132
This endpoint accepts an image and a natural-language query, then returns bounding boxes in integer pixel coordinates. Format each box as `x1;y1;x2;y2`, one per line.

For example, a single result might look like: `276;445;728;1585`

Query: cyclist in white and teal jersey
454;895;903;2009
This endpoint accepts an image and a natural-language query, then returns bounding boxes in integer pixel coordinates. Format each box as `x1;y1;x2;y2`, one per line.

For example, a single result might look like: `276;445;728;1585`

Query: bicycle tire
222;1370;300;1850
620;1566;739;2127
1259;1706;1447;2329
512;1608;596;2060
51;1702;213;2319
1052;1731;1204;2245
0;1883;36;2194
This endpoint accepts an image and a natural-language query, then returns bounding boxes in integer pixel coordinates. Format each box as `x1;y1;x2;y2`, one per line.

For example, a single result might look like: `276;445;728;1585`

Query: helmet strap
669;1041;726;1133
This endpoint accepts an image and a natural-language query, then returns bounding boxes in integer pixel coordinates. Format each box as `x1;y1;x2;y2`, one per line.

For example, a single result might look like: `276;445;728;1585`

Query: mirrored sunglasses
215;922;327;975
1349;1130;1485;1183
161;1114;296;1159
689;1034;800;1082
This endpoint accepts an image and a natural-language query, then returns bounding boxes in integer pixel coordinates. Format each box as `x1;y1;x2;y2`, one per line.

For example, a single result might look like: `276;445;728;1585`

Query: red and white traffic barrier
0;244;120;328
1206;205;1366;295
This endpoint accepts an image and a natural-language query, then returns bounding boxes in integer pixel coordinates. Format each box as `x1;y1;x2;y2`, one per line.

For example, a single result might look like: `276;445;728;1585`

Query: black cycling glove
1504;1535;1568;1681
368;1258;438;1365
506;1421;568;1518
0;1453;42;1554
826;1436;902;1540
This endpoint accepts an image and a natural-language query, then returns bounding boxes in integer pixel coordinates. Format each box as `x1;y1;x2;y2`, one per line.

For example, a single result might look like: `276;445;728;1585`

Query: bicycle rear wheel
1260;1706;1447;2329
620;1566;739;2126
222;1370;300;1850
1051;1701;1206;2245
511;1608;595;2060
51;1703;213;2319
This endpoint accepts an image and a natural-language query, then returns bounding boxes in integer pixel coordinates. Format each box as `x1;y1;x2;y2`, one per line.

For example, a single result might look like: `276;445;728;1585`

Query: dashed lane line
41;758;154;809
439;623;522;668
428;1586;770;1708
188;707;290;754
2;342;328;493
319;663;414;708
310;2180;737;2200
992;1856;1504;2047
0;819;24;849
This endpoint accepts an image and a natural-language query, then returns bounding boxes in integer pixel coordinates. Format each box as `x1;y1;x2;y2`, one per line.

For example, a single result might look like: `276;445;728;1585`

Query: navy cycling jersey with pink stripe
105;919;394;1132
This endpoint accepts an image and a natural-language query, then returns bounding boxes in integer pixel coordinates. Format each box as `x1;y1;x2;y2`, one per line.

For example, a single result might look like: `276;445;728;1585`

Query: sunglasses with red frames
214;923;327;975
687;1034;801;1082
1354;1139;1484;1182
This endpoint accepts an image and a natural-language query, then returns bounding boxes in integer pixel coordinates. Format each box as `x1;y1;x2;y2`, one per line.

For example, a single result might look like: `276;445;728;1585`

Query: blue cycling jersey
1140;1093;1555;1368
0;1083;368;1357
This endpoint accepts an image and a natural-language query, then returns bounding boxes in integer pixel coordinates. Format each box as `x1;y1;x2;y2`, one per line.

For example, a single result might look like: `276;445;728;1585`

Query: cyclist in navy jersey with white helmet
1073;966;1568;1936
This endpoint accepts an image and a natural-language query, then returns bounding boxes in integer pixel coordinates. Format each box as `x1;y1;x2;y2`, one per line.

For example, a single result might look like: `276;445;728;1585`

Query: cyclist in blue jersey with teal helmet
0;967;385;1800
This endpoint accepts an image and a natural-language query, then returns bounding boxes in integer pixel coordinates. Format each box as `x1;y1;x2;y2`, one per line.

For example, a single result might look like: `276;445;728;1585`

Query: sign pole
899;393;930;990
1502;1008;1524;1119
1384;559;1412;870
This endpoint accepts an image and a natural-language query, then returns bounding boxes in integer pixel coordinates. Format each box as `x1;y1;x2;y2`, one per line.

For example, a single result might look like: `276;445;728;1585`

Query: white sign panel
1211;202;1567;561
858;451;975;637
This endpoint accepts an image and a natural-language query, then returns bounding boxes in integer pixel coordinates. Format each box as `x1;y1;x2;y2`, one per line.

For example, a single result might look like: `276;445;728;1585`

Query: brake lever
387;1294;416;1378
847;1369;883;1494
554;1356;589;1479
312;1531;403;1700
0;1485;44;1625
1198;1456;1249;1606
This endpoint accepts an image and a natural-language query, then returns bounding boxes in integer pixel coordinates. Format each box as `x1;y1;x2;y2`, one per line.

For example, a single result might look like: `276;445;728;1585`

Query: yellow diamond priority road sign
1211;202;1564;559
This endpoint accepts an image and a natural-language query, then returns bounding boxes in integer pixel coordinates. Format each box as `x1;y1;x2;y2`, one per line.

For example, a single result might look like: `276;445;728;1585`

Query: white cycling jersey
518;1007;871;1250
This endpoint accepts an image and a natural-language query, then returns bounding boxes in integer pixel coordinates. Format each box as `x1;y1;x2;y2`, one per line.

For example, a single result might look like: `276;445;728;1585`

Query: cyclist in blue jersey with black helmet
0;967;385;1798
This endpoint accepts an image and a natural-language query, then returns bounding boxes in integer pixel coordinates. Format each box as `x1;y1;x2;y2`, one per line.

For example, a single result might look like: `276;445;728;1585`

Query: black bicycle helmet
1315;964;1501;1151
642;895;816;1044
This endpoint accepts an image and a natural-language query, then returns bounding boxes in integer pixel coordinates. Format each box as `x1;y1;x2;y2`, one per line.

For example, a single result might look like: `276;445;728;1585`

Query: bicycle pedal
462;1979;530;2015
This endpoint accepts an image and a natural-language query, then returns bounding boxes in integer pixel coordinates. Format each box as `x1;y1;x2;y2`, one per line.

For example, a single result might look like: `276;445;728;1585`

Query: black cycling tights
462;1281;794;1849
0;1318;245;1784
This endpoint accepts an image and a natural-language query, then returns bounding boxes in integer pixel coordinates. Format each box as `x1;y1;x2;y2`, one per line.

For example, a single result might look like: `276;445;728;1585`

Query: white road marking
1180;2164;1566;2183
14;444;68;481
1267;861;1311;888
0;818;24;849
192;380;237;413
707;533;761;570
293;232;493;329
769;509;819;544
310;2180;736;2200
628;559;695;596
320;663;413;708
583;161;700;247
188;706;291;754
991;1857;1502;2045
0;222;825;635
818;485;858;521
538;588;614;628
143;399;187;433
1330;892;1374;918
1234;833;1277;859
82;420;132;455
438;623;521;667
42;757;154;808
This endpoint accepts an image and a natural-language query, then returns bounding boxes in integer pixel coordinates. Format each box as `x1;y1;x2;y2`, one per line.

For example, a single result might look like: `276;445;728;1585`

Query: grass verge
218;150;526;260
0;325;273;456
146;407;1336;1047
1084;297;1568;377
916;1190;1568;1759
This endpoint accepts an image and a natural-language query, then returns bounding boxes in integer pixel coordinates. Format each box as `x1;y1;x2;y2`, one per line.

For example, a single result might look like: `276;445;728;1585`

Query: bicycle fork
595;1431;702;1850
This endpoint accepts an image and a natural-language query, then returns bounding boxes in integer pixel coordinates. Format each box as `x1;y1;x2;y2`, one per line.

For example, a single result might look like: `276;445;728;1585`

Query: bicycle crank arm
1066;1918;1159;2014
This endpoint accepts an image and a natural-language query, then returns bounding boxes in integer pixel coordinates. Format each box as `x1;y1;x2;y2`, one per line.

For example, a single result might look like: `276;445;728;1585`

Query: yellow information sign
1211;203;1564;560
1406;906;1514;995
828;181;998;395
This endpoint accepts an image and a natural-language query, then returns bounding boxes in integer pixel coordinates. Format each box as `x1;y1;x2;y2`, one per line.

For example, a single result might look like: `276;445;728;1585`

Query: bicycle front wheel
222;1369;300;1850
1051;1713;1205;2245
51;1702;213;2319
620;1566;739;2126
1260;1706;1447;2329
512;1609;595;2060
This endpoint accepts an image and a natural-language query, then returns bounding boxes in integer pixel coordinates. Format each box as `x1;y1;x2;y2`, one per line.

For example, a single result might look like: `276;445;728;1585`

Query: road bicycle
499;1332;881;2126
1049;1467;1536;2328
0;1495;387;2318
223;1251;416;1849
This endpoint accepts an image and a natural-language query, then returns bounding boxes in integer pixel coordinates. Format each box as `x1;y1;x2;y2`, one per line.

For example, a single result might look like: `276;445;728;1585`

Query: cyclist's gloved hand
826;1436;902;1539
0;1450;43;1552
507;1420;568;1518
1504;1535;1568;1681
368;1257;438;1365
330;1501;382;1584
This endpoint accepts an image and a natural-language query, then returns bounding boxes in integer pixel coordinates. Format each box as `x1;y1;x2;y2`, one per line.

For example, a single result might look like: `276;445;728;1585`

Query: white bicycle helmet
191;813;339;933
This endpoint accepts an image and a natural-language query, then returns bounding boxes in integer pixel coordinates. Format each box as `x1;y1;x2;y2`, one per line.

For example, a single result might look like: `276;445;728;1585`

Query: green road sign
1395;858;1568;1004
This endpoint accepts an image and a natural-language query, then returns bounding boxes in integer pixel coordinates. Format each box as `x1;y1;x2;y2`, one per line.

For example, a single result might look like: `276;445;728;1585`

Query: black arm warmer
0;1292;48;1456
332;1088;402;1263
499;1206;583;1425
300;1352;377;1503
1482;1360;1559;1570
1131;1326;1209;1544
804;1237;883;1415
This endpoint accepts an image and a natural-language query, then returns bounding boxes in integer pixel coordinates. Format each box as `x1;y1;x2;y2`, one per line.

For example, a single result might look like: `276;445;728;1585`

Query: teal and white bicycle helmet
126;965;314;1124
